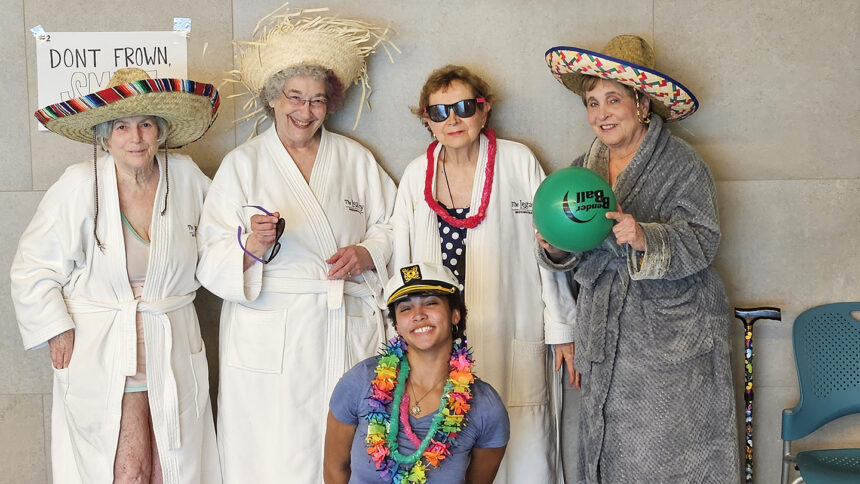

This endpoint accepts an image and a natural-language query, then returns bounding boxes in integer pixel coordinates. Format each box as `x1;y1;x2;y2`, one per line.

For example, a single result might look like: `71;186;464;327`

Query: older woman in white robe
11;68;221;483
390;64;577;484
197;64;395;482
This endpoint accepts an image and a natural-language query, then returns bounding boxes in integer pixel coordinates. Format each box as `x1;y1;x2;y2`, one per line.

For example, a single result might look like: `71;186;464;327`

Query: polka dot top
437;202;468;288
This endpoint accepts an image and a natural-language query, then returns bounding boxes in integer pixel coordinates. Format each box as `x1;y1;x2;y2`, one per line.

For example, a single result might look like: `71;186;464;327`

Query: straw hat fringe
231;3;399;133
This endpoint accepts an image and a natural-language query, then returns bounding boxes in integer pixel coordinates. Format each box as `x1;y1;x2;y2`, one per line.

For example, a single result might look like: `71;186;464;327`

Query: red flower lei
423;128;497;229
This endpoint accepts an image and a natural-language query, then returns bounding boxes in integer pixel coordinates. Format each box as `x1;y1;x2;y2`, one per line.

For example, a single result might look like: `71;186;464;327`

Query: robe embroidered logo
562;190;610;223
186;225;197;237
343;199;365;214
510;200;533;214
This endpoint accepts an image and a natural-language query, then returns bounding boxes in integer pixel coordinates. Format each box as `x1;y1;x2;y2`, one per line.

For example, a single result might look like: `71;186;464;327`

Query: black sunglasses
237;205;285;264
424;97;486;123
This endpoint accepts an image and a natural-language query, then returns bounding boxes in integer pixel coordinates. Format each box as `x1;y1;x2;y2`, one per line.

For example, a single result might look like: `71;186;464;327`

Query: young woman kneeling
324;262;509;483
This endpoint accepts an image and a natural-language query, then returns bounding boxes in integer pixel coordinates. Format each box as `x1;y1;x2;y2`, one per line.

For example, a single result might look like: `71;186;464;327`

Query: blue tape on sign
30;25;50;42
174;17;191;34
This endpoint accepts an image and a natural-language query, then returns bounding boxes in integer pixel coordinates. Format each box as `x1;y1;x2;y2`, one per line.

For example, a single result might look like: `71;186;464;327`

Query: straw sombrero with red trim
545;35;698;122
34;67;220;148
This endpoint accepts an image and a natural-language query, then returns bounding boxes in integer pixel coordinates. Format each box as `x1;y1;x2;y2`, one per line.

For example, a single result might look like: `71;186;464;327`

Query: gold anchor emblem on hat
401;265;421;283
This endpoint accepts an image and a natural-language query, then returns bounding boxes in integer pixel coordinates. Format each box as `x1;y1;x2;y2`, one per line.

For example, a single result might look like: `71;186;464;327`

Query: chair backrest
782;302;860;441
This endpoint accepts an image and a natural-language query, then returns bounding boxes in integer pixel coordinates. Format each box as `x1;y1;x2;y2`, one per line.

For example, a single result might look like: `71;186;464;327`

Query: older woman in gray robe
539;35;739;483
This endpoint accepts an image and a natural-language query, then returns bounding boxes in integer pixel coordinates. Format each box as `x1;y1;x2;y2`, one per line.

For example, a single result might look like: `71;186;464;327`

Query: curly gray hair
259;64;345;119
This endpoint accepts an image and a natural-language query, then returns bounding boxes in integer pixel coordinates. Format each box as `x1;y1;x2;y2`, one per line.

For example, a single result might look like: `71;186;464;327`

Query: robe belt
572;255;629;367
259;277;374;309
64;292;196;450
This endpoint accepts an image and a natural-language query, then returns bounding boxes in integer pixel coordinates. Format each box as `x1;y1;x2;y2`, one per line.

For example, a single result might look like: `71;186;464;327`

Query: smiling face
269;75;328;149
584;78;649;155
425;80;490;155
105;116;160;171
393;294;460;352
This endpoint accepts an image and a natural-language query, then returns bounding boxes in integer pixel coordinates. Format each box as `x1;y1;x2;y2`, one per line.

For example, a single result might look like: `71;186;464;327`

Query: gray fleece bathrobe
538;117;739;483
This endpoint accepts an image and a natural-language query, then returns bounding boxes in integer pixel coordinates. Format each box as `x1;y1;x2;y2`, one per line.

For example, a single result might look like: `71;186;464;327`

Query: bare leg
150;411;163;484
114;392;152;483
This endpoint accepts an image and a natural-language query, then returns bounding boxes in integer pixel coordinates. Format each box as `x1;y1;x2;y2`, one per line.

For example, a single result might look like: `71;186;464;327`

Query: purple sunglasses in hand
237;205;285;264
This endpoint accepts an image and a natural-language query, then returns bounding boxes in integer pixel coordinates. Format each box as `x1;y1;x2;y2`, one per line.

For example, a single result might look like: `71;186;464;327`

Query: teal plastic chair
781;302;860;484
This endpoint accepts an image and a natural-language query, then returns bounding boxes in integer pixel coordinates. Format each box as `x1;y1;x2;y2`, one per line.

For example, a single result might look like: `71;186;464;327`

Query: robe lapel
465;133;489;218
99;155;135;301
143;152;167;298
420;143;445;264
263;126;347;397
463;134;491;368
267;127;339;259
93;155;141;453
588;118;664;210
99;156;138;386
138;152;183;454
584;138;636;210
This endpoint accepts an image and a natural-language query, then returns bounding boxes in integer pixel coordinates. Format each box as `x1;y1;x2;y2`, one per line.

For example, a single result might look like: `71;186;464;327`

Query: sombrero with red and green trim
34;68;220;148
545;35;698;122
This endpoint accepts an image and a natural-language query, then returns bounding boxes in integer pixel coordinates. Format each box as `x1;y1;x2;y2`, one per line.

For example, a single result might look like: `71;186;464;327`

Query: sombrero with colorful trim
545;35;698;122
34;67;220;148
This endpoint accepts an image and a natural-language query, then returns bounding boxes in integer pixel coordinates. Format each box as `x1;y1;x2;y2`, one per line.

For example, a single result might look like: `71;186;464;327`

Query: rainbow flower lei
366;337;475;483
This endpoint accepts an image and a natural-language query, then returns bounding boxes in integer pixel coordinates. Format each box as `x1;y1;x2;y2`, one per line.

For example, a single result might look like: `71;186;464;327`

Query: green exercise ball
533;166;617;252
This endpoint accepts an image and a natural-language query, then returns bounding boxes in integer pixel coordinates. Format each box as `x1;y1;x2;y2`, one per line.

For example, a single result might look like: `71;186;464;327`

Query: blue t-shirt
329;356;510;483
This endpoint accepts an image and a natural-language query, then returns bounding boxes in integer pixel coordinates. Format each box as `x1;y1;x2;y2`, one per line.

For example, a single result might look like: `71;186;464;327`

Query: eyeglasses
283;91;328;109
237;205;285;264
424;98;486;123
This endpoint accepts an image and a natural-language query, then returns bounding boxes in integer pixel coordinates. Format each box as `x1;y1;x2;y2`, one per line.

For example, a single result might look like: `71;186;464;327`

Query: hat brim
35;78;220;148
239;30;365;95
545;46;698;122
386;281;458;306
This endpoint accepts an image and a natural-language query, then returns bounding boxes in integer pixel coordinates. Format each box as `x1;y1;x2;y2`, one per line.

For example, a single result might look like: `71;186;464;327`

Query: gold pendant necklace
408;376;445;416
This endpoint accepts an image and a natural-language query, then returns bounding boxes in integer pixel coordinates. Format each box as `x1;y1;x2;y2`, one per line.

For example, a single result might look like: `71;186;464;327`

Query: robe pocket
189;343;210;419
226;305;287;373
52;366;70;398
507;339;549;407
641;291;715;363
346;315;380;368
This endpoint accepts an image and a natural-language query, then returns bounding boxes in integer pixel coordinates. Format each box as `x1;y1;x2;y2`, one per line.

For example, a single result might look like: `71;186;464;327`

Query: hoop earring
635;91;651;125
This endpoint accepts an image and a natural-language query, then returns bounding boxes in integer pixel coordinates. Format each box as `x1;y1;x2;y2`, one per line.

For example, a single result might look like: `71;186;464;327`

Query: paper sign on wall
35;31;189;111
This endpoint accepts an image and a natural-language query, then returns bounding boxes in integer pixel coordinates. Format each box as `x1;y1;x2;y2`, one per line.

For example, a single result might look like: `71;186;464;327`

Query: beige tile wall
1;1;857;482
0;0;31;192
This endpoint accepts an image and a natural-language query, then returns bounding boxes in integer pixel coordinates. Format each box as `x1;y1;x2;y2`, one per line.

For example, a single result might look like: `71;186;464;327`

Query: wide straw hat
384;263;460;306
545;35;698;121
34;68;220;148
230;4;398;130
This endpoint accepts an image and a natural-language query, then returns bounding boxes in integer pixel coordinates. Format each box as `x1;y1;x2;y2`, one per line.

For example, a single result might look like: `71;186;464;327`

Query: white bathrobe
391;134;577;483
10;153;220;483
196;126;395;483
